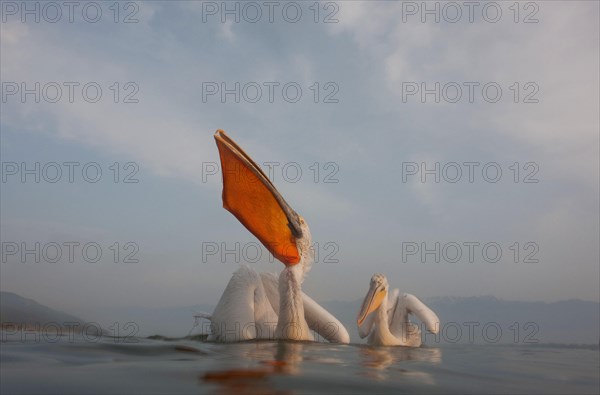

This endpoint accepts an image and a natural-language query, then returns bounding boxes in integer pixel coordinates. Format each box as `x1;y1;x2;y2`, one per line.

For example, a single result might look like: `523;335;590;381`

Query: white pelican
200;130;349;344
357;274;440;347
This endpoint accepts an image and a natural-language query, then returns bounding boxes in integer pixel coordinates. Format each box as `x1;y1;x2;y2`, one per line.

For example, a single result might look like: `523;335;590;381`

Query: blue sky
1;1;598;315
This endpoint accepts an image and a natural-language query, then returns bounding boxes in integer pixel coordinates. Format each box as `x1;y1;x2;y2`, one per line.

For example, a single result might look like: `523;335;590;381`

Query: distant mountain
0;292;84;327
2;292;598;345
321;296;600;345
426;295;600;345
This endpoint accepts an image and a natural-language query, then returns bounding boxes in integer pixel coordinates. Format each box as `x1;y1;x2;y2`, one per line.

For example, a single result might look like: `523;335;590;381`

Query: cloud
1;2;598;308
326;1;599;198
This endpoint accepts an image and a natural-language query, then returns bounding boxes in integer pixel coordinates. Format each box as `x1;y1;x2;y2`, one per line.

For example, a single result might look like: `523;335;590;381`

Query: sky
1;0;599;318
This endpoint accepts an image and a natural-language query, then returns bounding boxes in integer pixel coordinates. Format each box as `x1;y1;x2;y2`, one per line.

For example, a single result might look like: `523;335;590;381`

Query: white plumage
200;222;350;343
357;274;440;347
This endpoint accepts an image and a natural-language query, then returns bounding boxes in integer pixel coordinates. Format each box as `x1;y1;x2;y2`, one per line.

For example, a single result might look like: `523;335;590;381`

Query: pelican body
201;130;349;343
357;274;440;347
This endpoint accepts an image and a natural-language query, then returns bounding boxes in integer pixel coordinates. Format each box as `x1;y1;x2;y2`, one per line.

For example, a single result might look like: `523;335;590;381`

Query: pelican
199;130;349;344
357;274;440;347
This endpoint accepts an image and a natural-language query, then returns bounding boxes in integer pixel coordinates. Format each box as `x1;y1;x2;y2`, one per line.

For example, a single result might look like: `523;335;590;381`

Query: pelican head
357;273;389;325
293;217;314;278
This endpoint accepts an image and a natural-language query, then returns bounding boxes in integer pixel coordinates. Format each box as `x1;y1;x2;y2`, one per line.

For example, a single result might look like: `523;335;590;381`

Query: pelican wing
209;266;278;342
302;293;350;344
214;130;302;265
390;293;440;336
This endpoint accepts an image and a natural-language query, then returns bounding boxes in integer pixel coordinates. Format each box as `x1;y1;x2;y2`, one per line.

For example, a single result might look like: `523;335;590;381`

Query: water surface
1;334;598;394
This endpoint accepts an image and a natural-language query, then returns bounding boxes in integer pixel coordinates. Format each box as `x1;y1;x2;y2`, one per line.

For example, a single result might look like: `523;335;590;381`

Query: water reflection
201;341;304;394
359;346;442;382
201;341;443;394
272;341;303;374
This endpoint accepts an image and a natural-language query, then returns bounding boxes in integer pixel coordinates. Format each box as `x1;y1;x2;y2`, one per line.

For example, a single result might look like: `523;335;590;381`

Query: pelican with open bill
198;130;350;343
214;129;302;264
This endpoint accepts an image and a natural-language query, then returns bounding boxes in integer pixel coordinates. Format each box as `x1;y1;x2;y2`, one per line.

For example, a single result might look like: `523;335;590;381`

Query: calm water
1;334;598;394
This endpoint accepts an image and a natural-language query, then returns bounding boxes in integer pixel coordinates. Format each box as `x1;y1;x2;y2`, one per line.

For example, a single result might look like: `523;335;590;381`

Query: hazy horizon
3;290;599;345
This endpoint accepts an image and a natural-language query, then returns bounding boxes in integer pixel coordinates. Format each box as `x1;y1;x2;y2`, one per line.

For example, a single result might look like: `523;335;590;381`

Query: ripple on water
1;335;598;394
